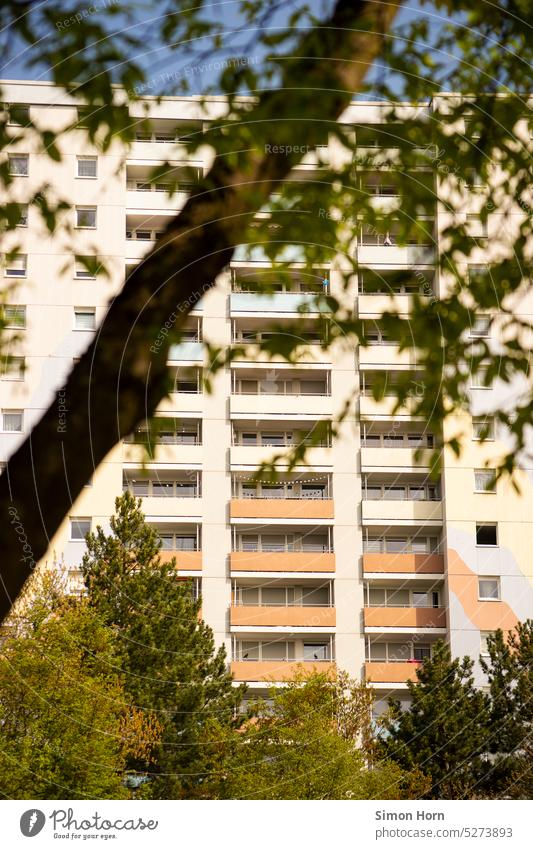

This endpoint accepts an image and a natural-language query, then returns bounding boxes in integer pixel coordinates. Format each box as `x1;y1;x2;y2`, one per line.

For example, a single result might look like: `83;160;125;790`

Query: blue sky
1;0;451;97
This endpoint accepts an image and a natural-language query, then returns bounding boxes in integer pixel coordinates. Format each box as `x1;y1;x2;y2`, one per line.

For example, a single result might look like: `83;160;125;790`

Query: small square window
471;365;489;389
1;356;25;380
74;256;97;279
3;305;26;328
472;416;494;440
70;518;91;540
480;630;495;655
2;410;22;432
75;206;97;228
77;156;97;178
474;469;496;493
4;254;27;277
8;154;28;176
476;523;497;546
6;103;30;125
478;577;500;601
74;307;96;330
470;315;491;338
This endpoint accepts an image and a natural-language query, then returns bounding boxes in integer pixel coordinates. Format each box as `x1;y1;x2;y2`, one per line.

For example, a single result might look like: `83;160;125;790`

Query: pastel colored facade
1;81;532;713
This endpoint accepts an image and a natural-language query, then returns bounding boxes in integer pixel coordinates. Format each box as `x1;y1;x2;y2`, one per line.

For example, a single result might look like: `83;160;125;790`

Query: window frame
474;469;496;494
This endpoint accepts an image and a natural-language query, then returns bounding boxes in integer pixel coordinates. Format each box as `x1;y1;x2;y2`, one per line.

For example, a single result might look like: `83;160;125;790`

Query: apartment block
1;81;532;714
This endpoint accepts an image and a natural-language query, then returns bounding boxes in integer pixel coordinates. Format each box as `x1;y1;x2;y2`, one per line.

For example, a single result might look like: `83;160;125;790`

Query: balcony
357;245;435;266
230;498;333;520
361;446;434;470
364;661;421;684
230;605;335;628
364;606;446;630
363;552;444;575
159;550;202;571
230;444;332;468
123;442;202;464
358;293;428;317
230;551;335;573
230;292;323;315
231;659;336;682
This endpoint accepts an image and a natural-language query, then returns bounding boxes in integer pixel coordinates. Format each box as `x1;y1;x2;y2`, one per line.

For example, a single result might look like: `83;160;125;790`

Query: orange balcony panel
230;498;334;520
230;551;335;573
365;661;421;684
230;605;336;628
364;606;446;629
362;553;444;574
231;660;336;682
159;550;202;571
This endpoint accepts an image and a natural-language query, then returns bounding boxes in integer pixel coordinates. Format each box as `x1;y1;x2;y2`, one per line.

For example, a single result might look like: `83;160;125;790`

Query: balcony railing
237;491;330;500
363;486;440;502
362;434;434;448
236;543;332;553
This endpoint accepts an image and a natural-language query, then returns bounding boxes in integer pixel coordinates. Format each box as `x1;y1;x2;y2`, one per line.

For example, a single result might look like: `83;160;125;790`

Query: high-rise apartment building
1;81;532;714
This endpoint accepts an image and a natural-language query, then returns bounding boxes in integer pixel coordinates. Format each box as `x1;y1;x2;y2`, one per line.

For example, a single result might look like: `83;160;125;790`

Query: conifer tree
381;642;490;799
81;492;243;798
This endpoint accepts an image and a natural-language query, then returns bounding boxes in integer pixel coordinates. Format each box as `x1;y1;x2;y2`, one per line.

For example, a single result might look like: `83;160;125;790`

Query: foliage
214;669;428;800
380;641;491;799
81;491;244;798
0;584;148;799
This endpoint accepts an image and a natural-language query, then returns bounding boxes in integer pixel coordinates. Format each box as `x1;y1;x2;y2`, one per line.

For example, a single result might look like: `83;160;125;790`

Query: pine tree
480;621;533;798
381;642;490;799
81;491;243;798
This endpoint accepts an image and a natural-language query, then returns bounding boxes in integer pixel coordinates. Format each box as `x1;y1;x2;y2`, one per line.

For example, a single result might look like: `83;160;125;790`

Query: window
74;307;96;330
470;314;491;337
75;206;97;228
2;410;22;431
8;154;28;176
4;255;27;277
74;256;97;279
466;214;487;238
478;577;500;601
476;523;498;546
480;630;495;656
474;469;496;493
3;305;26;328
303;643;329;661
413;645;431;661
472;416;494;440
70;518;91;540
76;156;97;178
17;204;28;227
6;103;30;125
2;356;24;380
